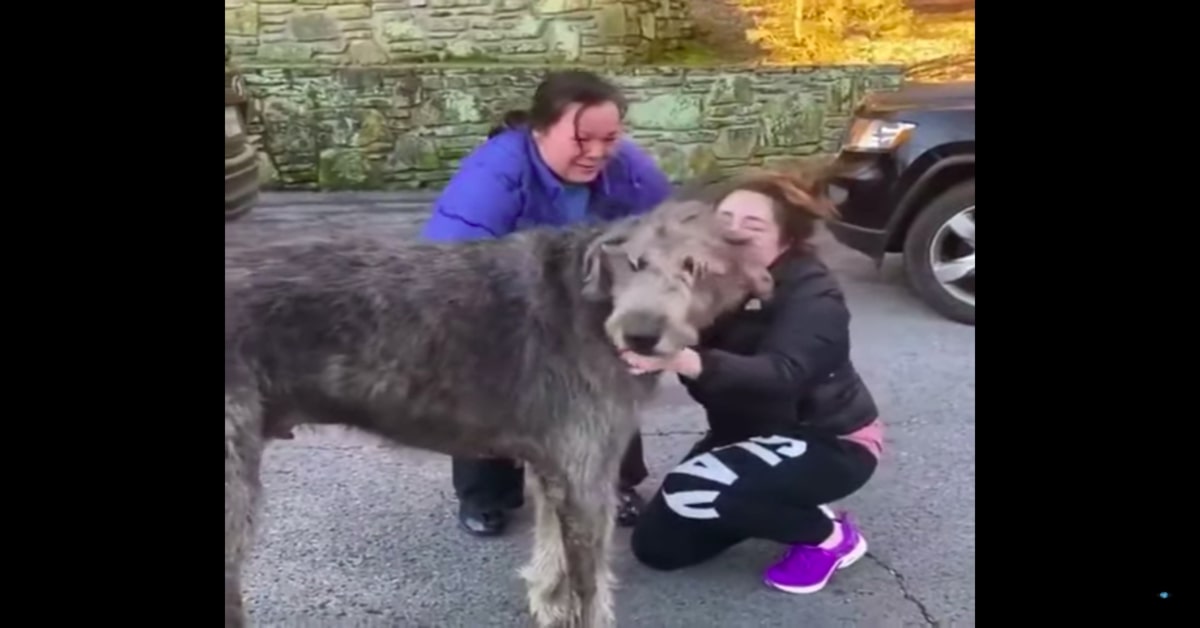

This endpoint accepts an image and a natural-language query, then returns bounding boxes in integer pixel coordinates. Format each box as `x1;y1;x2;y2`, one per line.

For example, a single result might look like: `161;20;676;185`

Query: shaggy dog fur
224;200;774;627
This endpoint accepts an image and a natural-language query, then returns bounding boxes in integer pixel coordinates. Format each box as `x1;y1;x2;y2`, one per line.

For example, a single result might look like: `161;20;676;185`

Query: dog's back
225;226;630;456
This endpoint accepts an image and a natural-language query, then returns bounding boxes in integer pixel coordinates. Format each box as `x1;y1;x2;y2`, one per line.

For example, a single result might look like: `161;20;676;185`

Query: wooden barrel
225;54;259;221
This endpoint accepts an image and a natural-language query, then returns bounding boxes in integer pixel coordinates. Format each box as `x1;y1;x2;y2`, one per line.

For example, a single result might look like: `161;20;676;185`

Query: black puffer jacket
681;249;879;445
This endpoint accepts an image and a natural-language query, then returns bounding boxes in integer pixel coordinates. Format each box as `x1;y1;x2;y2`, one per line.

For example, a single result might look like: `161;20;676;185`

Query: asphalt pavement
227;193;976;628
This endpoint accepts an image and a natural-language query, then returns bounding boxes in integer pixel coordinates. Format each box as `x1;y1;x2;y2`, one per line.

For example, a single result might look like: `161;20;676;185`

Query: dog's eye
682;257;696;275
629;257;647;271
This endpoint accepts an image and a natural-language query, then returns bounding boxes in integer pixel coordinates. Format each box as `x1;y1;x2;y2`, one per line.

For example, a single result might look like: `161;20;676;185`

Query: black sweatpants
630;429;877;571
452;432;650;512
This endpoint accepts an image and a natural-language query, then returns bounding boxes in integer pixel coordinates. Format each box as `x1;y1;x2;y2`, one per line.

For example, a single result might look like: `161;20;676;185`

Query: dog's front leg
225;395;264;628
225;567;247;628
225;487;256;628
555;443;621;628
520;468;570;628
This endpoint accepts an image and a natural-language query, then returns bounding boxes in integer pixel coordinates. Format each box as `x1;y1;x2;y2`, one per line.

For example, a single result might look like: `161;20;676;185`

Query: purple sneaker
763;511;868;594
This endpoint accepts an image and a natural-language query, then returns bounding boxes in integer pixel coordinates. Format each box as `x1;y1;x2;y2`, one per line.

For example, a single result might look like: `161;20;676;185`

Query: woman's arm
685;272;852;399
420;147;524;242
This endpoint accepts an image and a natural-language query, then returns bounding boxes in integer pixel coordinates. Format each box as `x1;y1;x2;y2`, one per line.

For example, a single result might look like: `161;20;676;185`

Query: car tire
902;179;975;325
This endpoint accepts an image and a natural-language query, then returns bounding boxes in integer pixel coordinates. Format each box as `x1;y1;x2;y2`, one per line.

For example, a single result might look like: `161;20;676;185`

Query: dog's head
581;200;774;356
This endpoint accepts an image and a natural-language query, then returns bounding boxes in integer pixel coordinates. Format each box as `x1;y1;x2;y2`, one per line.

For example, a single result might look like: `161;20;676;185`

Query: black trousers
452;432;650;512
630;429;877;571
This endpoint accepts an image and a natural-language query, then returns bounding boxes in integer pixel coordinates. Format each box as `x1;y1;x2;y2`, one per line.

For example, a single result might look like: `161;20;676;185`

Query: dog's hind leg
520;468;570;628
225;391;265;628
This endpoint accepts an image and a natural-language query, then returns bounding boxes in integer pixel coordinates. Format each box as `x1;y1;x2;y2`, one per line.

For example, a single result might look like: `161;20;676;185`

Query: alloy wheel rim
928;205;975;307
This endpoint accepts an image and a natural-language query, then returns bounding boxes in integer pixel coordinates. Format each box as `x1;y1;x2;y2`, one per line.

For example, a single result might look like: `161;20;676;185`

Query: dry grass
728;0;974;80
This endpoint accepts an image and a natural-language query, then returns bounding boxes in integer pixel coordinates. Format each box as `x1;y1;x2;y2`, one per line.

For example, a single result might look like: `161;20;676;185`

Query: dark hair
487;70;627;139
713;168;840;249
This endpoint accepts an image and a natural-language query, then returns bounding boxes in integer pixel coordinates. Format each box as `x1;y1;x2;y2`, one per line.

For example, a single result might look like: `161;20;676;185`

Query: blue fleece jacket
420;128;673;242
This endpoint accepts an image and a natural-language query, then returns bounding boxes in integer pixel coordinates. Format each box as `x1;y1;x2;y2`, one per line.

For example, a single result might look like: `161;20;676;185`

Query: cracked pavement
230;193;975;627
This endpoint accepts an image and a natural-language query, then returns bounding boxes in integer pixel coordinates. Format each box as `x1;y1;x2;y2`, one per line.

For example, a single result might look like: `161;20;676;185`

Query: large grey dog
224;199;775;628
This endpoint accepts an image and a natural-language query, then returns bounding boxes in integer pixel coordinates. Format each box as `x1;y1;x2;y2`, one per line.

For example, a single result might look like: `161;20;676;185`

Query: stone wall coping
238;61;906;190
237;62;909;73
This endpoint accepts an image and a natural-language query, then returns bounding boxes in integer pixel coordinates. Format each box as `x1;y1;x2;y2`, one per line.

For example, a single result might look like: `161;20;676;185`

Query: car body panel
827;80;975;260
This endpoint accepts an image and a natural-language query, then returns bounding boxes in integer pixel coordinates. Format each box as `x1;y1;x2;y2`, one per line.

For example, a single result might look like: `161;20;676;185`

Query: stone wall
224;0;693;66
240;64;904;190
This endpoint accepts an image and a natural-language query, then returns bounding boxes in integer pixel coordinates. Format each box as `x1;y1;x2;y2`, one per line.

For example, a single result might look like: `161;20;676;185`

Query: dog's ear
689;244;729;279
581;236;623;301
654;199;713;225
582;216;645;300
712;233;773;300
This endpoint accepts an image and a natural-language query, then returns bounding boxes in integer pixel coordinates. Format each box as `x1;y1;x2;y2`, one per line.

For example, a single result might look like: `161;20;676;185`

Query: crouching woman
623;169;884;595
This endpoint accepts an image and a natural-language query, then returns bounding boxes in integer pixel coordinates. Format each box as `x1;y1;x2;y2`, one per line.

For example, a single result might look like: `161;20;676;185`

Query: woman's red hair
713;166;840;248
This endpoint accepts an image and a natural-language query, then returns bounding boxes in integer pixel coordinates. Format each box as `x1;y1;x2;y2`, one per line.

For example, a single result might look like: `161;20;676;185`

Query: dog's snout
621;311;666;355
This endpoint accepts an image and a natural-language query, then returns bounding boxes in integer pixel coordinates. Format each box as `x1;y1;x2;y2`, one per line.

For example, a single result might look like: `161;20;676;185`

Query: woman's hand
620;348;703;379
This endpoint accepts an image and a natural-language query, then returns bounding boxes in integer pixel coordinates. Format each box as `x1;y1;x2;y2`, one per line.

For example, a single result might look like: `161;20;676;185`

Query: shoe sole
763;534;869;595
458;521;505;537
457;514;508;537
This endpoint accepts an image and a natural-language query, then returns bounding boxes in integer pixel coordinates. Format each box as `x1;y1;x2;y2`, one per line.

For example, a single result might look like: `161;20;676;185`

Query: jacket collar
767;247;827;286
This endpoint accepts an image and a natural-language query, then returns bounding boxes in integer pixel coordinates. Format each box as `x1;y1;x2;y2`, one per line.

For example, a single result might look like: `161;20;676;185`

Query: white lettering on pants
662;435;809;520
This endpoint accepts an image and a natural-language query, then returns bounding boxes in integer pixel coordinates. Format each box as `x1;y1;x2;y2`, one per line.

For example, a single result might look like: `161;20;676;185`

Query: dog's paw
527;594;571;628
522;565;569;627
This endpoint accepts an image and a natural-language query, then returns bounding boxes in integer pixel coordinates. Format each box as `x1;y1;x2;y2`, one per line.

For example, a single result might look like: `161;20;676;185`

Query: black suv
825;79;975;325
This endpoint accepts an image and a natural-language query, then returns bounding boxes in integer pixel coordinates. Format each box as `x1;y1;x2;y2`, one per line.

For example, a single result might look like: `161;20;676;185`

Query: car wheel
902;179;975;325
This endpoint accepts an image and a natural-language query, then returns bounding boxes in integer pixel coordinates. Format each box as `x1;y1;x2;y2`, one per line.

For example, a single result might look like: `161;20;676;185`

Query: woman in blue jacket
420;70;674;537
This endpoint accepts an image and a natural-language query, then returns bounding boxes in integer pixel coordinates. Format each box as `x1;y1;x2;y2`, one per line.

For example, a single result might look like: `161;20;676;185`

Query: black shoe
458;504;509;537
616;487;644;527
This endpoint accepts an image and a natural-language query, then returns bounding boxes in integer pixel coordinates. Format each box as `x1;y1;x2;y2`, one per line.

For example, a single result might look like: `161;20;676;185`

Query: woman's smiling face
715;189;788;266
